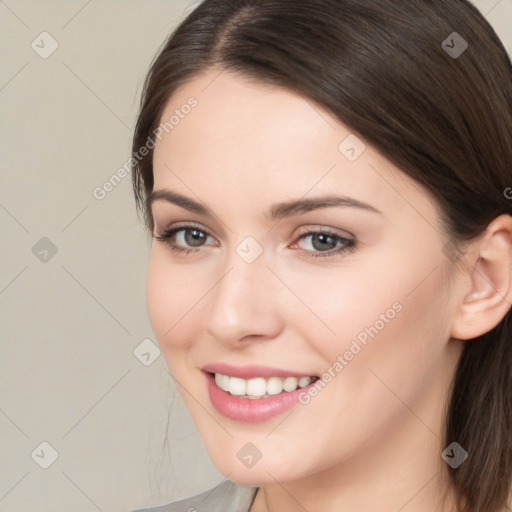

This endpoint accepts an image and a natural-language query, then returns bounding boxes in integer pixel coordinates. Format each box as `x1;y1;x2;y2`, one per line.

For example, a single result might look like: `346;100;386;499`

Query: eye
153;223;356;260
292;230;356;259
175;228;208;247
153;224;216;255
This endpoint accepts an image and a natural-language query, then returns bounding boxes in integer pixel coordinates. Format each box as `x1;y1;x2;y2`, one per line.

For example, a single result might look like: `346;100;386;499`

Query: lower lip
204;372;317;423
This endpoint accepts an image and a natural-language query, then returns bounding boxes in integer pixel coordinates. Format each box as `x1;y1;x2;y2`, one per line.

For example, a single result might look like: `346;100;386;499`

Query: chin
208;448;303;487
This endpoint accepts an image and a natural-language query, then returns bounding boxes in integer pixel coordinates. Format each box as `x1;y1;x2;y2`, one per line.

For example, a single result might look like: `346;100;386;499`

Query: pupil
313;233;336;251
186;229;206;246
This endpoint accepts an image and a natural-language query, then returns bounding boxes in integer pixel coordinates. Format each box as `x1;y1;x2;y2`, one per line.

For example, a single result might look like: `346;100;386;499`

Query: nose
204;253;284;346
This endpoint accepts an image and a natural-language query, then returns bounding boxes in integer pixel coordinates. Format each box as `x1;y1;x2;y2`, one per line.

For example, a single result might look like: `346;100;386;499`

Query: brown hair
131;1;512;510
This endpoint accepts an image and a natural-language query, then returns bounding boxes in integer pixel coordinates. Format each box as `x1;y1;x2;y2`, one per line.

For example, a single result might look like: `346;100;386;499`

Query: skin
146;68;512;511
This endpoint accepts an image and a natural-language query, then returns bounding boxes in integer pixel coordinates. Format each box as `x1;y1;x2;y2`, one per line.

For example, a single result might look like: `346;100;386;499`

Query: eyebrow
146;189;382;220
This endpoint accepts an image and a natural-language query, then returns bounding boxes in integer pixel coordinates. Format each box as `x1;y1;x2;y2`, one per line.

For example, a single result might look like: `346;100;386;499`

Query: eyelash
153;223;356;259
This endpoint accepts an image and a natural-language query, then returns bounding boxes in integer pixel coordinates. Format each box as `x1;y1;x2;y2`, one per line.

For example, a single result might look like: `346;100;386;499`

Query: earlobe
451;214;512;340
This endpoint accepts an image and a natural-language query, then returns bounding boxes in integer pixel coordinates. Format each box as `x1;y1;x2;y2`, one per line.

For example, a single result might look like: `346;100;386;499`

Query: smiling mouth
209;372;320;399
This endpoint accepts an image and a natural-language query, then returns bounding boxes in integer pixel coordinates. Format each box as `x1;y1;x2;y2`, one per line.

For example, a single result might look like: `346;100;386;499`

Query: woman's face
147;68;464;487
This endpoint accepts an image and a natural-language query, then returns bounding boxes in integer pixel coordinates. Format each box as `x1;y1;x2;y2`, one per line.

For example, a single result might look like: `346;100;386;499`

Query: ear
451;214;512;340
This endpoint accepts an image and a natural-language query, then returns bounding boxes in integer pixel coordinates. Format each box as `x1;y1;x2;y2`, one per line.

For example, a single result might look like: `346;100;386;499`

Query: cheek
145;249;205;352
277;257;407;356
280;262;451;460
284;249;450;383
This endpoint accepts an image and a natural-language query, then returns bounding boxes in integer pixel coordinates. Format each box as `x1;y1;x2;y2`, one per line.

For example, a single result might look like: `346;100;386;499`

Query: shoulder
129;479;259;512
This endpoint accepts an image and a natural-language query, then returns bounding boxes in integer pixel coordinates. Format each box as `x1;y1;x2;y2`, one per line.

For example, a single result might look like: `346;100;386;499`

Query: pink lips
201;363;317;379
202;363;319;423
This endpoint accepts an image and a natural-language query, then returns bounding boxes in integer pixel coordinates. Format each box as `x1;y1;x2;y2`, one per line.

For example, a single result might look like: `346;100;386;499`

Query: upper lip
202;363;318;379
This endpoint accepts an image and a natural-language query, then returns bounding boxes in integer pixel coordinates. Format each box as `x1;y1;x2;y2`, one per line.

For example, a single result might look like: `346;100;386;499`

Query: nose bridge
205;240;282;343
216;234;271;301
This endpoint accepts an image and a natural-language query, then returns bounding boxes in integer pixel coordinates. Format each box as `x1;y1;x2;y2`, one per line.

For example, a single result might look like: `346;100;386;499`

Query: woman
130;1;512;510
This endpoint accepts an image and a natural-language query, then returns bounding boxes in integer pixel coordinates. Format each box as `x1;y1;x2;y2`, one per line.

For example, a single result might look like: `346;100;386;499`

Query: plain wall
1;1;511;511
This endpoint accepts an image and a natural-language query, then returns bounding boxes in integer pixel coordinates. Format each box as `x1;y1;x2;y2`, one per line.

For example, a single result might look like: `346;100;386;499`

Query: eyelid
155;220;216;238
293;224;355;240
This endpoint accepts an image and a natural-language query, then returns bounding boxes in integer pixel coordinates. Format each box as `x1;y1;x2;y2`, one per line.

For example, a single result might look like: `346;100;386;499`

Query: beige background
1;1;511;511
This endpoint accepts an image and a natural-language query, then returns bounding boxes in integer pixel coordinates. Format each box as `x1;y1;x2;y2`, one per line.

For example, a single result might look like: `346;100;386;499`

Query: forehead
151;69;437;226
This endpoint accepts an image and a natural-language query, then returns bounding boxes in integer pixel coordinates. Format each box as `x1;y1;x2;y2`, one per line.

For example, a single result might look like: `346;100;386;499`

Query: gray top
130;480;259;512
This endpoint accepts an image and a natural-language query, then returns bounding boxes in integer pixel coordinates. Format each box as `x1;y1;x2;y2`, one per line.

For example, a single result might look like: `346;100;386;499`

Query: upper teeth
214;373;315;398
